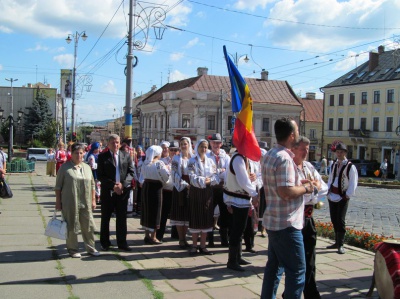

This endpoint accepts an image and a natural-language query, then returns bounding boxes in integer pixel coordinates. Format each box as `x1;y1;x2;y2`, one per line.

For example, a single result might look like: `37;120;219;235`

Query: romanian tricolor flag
223;45;261;162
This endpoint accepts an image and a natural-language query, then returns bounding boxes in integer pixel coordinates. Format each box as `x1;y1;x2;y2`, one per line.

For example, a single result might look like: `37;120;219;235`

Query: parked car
310;161;321;172
26;148;49;161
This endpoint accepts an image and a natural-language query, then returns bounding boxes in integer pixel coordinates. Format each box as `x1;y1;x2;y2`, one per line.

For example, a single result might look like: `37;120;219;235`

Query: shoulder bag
44;211;67;240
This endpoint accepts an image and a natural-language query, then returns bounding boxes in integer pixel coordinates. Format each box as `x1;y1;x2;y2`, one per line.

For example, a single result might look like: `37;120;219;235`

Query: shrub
315;220;390;252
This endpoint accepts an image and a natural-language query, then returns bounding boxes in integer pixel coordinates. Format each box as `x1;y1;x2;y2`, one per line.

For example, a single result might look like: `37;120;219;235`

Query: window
161;115;164;129
373;91;380;104
328;118;334;130
338;94;344;106
154;115;157;128
148;117;151;129
360;118;367;130
348;118;354;130
329;95;334;106
357;71;366;78
207;115;216;130
373;117;379;131
361;92;367;104
349;93;355;105
182;114;190;128
386;117;393;132
262;118;270;132
338;118;343;131
387;89;394;103
227;115;234;130
309;129;316;139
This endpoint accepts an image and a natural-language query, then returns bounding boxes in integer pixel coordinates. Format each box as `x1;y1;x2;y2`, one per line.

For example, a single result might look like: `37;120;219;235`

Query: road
34;161;400;238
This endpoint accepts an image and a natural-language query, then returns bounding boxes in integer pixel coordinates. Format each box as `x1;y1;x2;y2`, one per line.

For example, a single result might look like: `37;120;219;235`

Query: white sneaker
88;251;100;257
70;252;81;258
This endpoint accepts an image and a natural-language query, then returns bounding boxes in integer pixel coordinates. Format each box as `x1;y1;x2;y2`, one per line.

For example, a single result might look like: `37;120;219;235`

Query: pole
5;78;17;163
220;89;223;141
71;32;78;141
124;0;135;145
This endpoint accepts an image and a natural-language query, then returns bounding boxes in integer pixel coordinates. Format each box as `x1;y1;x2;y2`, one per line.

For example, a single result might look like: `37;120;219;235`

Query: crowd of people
53;117;359;299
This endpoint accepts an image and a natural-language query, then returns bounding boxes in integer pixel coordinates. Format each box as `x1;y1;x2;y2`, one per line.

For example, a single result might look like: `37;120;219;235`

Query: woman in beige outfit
55;143;99;258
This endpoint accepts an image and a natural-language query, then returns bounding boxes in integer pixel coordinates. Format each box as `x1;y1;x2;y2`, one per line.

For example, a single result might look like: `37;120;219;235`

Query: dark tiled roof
323;49;400;88
298;98;323;123
141;74;301;107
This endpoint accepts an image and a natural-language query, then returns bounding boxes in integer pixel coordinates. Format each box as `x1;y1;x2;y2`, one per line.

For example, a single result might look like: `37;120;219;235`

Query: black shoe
326;243;337;249
227;262;245;272
238;257;251;265
118;245;132;252
220;241;229;247
199;247;214;255
101;245;110;251
144;236;152;244
149;239;162;245
208;242;215;248
338;246;345;254
245;248;257;254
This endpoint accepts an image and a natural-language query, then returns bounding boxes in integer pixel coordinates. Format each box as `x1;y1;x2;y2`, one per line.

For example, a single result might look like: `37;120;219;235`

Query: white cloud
170;52;184;61
333;50;369;72
170;70;188;82
0;25;12;34
101;80;117;94
185;38;199;48
53;54;74;68
26;43;49;52
234;0;276;11
265;0;400;52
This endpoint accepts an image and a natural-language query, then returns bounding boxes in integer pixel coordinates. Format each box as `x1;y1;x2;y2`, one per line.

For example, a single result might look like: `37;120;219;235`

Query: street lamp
124;0;167;146
228;52;249;67
5;78;18;162
66;31;88;141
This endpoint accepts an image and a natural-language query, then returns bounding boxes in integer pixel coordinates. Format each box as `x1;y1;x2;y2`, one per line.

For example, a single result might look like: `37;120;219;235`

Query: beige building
133;67;302;149
298;93;324;162
321;45;400;176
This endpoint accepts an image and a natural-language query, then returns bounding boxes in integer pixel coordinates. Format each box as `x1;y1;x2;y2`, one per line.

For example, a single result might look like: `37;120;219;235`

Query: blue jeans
261;227;306;299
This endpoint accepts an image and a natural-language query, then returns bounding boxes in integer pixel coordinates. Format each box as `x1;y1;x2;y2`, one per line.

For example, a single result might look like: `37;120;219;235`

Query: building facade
321;46;400;177
133;67;302;149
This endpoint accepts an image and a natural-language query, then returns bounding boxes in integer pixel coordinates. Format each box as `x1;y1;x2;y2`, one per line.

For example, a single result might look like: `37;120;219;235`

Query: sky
1;0;400;122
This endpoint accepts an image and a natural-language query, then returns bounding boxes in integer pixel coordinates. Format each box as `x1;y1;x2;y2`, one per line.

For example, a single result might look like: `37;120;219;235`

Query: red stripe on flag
233;120;261;162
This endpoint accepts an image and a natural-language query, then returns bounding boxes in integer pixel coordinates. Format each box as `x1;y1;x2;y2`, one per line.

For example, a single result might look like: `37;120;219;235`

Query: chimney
28;83;32;88
261;69;268;80
369;52;379;71
197;67;208;76
378;45;385;54
305;92;316;99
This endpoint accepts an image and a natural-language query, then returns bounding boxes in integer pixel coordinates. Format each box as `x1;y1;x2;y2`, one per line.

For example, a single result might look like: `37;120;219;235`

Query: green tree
24;87;53;145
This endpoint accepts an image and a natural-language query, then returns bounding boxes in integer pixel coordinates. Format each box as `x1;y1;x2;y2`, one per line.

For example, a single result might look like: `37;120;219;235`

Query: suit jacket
97;150;136;199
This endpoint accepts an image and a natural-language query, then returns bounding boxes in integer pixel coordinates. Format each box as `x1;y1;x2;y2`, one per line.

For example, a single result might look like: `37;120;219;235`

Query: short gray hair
108;134;120;142
293;136;310;147
71;143;86;153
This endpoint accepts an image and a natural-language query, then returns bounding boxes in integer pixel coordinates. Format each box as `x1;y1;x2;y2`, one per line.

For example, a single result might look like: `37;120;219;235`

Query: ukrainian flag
223;45;261;162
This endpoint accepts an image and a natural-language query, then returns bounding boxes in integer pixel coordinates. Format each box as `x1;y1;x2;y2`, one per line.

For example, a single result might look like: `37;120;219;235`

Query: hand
113;182;123;195
249;173;256;182
205;177;211;185
252;195;259;208
92;200;96;210
55;201;62;211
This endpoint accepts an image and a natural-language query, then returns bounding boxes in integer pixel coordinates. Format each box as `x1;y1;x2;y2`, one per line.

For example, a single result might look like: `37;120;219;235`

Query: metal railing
6;160;35;173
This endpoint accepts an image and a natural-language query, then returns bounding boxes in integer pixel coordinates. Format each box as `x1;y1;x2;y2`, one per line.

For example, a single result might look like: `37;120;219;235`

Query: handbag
45;211;67;240
0;178;13;199
374;169;380;177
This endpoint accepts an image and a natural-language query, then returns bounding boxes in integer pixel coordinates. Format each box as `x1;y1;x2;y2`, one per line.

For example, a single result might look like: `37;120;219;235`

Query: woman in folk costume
86;142;101;204
187;139;220;255
56;142;67;174
139;145;170;245
170;137;194;249
135;145;146;215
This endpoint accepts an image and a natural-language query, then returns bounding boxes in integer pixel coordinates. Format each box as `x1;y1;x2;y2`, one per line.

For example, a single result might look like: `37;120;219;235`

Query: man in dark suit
98;134;135;251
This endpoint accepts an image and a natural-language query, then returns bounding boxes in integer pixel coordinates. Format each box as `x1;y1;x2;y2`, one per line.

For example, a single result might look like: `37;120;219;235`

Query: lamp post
229;52;249;67
66;31;88;141
125;0;166;146
5;78;18;162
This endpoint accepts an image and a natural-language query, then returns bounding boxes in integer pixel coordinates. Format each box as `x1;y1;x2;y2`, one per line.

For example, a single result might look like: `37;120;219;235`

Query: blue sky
1;0;400;122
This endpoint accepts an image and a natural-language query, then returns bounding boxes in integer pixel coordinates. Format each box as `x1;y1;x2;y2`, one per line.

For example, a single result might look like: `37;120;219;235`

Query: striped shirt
261;144;304;230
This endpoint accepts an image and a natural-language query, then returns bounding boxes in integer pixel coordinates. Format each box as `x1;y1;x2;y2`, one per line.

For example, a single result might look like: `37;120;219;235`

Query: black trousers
100;190;129;248
302;216;320;299
243;209;254;249
212;186;231;229
156;190;172;241
229;206;249;247
328;198;349;234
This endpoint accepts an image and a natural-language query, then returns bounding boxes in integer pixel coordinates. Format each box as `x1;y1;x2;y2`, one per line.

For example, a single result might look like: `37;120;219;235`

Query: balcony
348;129;370;138
170;127;197;136
308;135;318;144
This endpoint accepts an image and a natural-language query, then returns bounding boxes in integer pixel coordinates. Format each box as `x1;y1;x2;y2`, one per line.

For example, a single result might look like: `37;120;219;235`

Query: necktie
114;152;120;183
215;154;220;167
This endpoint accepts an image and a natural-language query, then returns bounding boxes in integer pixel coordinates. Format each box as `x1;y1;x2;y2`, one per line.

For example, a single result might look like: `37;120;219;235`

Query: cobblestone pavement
314;186;400;238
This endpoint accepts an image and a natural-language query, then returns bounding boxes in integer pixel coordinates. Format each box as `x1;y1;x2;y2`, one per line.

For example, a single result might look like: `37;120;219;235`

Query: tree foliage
23;87;60;147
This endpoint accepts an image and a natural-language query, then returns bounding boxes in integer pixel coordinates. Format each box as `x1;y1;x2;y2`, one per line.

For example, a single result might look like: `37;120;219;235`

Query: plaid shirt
261;144;304;230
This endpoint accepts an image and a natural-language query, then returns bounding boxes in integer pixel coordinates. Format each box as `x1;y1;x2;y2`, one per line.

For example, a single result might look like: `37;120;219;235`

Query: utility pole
5;78;18;163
